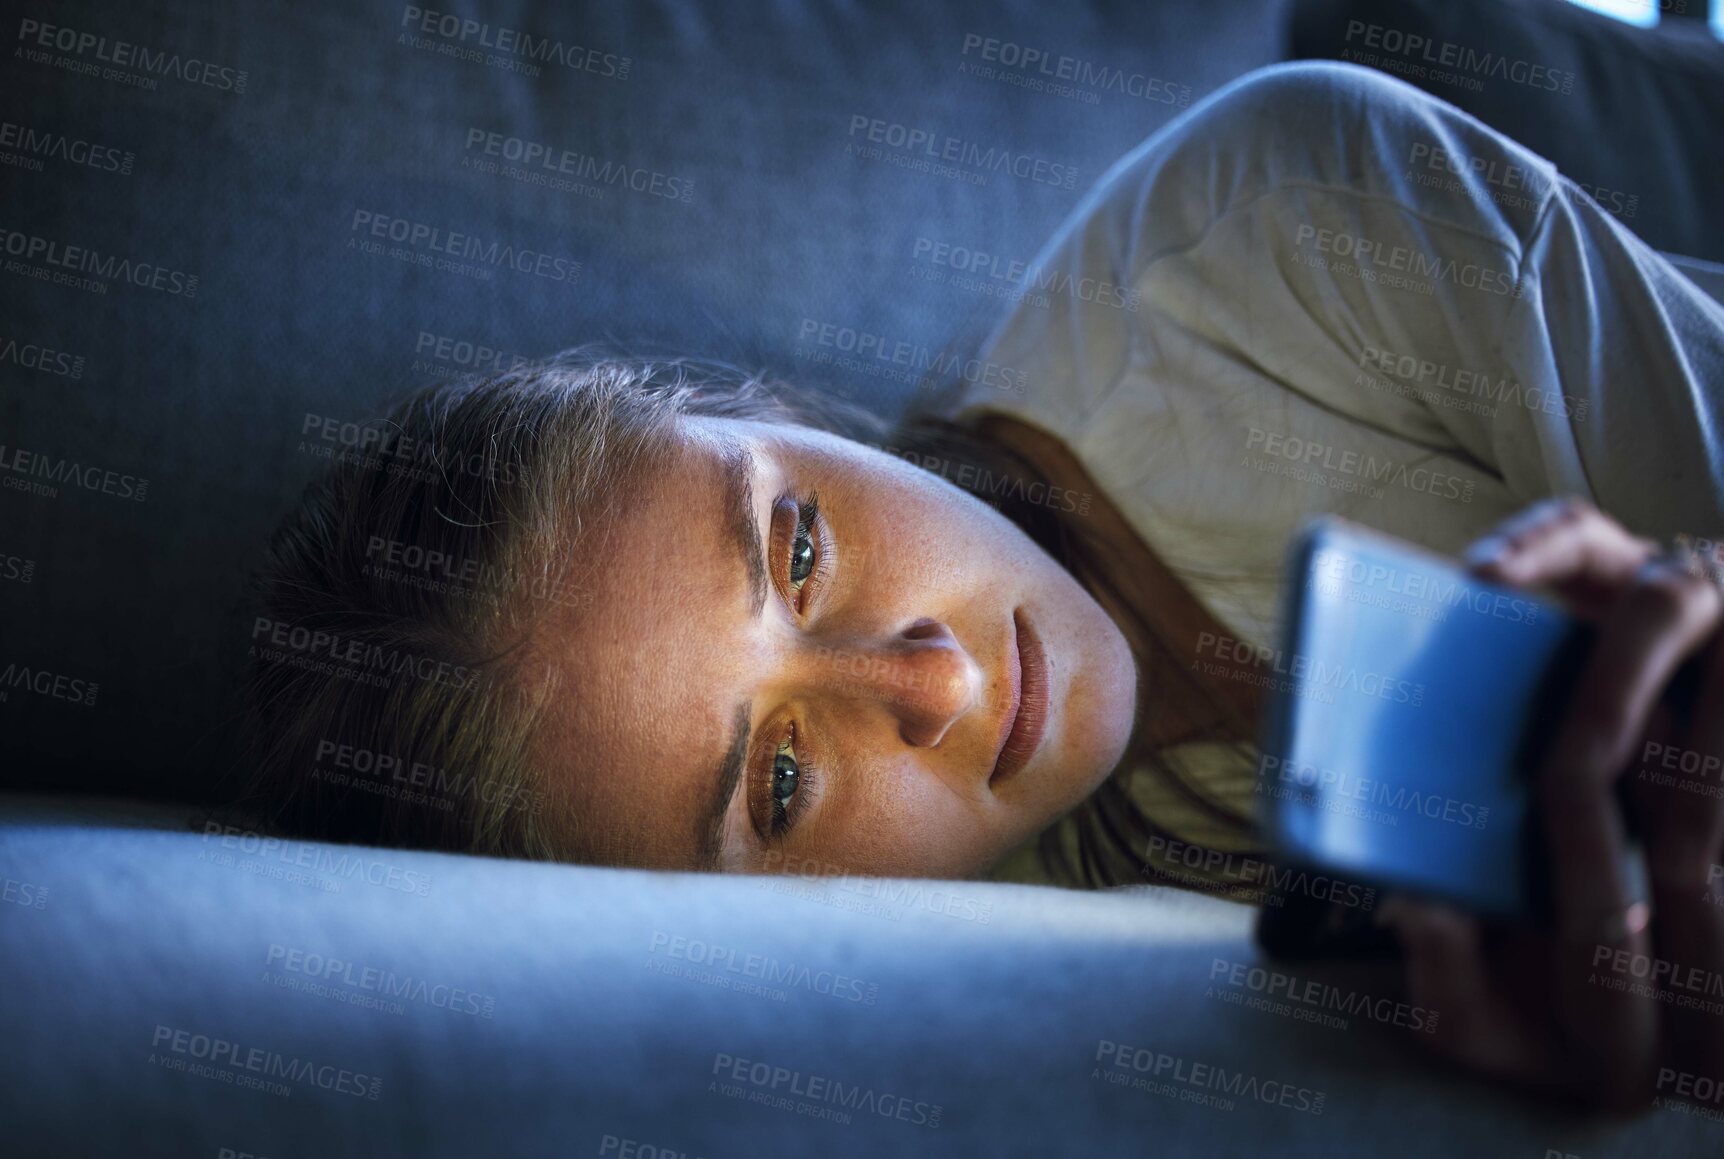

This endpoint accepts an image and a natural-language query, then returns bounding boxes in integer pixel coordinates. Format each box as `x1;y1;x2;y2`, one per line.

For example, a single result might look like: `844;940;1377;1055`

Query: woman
241;64;1724;1107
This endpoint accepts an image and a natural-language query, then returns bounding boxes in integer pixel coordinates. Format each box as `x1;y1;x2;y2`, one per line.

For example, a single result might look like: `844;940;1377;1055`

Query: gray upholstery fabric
5;3;1723;1151
2;800;1714;1156
1292;0;1724;262
1;0;1296;801
5;0;1717;804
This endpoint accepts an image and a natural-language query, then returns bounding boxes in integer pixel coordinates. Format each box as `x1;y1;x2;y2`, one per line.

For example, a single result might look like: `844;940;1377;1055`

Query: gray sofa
4;795;1718;1157
5;0;1723;1153
9;0;1723;806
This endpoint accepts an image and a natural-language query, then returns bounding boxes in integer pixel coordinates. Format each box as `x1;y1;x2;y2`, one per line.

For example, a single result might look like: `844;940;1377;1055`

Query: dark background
3;0;1720;805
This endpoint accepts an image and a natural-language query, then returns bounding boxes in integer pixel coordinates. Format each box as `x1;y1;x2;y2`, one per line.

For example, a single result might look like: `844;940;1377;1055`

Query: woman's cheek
860;776;1006;878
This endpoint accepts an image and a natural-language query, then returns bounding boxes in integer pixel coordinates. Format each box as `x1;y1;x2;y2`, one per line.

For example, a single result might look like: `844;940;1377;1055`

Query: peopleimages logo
313;736;545;814
796;317;1027;394
881;443;1092;516
249;615;483;692
1293;224;1525;299
2;877;48;909
0;661;99;707
16;18;249;92
1195;630;1427;706
299;410;522;484
1311;547;1540;623
200;821;435;896
0;335;85;379
265;943;497;1017
1407;141;1540;197
149;1025;381;1099
958;33;1191;107
0;552;36;584
1590;943;1724;1015
1244;425;1477;504
1640;740;1724;786
911;235;1140;312
759;851;995;923
1142;835;1377;910
1403;138;1546;215
399;6;630;79
648;932;880;1005
411;330;533;376
845;114;1079;190
1341;20;1575;95
710;1053;943;1129
360;533;590;612
463;129;694;202
0;227;198;297
1573;179;1639;221
0;443;148;502
1258;752;1490;830
1207;957;1439;1033
1094;1040;1325;1114
1356;345;1588;422
347;210;581;284
0;119;134;174
1655;1066;1724;1122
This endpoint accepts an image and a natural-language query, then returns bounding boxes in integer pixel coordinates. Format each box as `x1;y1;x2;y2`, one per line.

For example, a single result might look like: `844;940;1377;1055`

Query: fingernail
1462;536;1508;572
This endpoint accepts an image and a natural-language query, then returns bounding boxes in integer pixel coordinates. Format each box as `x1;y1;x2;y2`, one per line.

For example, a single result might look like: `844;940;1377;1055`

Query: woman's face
530;414;1137;877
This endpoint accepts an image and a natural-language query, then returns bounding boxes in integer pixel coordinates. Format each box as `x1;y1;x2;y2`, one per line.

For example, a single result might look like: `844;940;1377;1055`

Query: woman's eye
771;735;802;831
789;522;816;587
785;493;823;600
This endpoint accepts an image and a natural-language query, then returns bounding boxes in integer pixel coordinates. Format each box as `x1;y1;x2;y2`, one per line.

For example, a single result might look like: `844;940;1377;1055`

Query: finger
1648;851;1724;1090
1634;629;1724;891
1386;901;1550;1084
1641;629;1724;1084
1463;497;1655;612
1461;495;1594;563
1541;556;1722;937
1682;629;1724;856
1537;558;1722;1094
1535;782;1660;1101
1545;554;1724;824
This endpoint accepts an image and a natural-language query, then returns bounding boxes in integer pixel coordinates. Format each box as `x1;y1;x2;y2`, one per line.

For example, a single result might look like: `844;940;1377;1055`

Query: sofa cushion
1;801;1712;1155
2;0;1297;803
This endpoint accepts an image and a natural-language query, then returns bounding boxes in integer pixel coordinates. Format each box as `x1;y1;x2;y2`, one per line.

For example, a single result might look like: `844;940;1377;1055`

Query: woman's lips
990;608;1049;788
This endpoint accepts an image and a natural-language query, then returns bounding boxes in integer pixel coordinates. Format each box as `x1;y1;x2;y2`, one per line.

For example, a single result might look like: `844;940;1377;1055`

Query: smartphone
1252;516;1664;955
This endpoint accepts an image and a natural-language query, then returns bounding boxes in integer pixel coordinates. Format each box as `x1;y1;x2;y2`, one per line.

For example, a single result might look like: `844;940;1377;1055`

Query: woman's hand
1384;497;1724;1112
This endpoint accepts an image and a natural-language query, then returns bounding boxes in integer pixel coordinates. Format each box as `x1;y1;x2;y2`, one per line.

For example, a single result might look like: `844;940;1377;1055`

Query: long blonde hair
236;348;1259;890
235;349;887;857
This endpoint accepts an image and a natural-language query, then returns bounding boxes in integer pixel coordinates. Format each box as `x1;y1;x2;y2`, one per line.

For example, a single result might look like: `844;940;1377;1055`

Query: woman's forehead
527;424;761;867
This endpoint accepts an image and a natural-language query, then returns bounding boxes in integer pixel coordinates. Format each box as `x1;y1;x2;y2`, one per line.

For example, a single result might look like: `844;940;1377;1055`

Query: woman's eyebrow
696;439;771;869
720;439;767;618
697;701;752;870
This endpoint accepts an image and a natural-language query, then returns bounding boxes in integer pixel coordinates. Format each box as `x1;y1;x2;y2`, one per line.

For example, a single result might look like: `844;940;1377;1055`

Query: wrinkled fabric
965;62;1724;885
953;61;1724;655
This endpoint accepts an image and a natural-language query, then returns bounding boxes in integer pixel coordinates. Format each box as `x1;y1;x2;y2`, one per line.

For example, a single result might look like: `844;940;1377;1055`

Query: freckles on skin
523;439;754;870
530;413;1138;877
771;740;1003;879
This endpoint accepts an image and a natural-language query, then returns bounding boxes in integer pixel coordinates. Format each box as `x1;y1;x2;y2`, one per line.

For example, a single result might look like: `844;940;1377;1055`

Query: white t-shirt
949;63;1724;658
951;64;1724;883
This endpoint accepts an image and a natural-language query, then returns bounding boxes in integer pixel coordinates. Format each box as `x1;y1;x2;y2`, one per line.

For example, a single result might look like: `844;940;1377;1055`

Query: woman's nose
804;618;983;747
